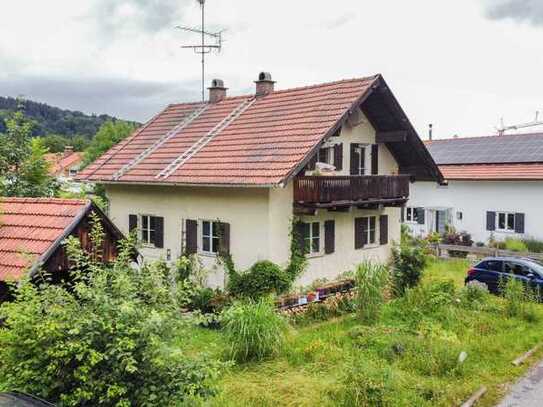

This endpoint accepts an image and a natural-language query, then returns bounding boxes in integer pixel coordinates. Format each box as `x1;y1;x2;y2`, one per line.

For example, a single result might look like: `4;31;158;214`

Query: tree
0;108;58;197
83;120;136;168
0;220;221;406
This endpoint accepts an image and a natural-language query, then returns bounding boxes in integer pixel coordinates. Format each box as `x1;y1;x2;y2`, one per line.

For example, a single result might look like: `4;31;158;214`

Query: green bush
222;298;287;362
331;357;396;407
504;238;528;253
460;280;490;309
355;262;389;325
391;243;428;296
521;237;543;253
502;278;539;322
0;236;220;406
228;260;291;299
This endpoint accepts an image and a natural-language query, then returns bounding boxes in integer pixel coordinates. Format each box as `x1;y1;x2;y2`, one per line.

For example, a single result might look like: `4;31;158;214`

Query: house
45;146;84;179
406;132;543;243
0;197;126;302
76;73;441;288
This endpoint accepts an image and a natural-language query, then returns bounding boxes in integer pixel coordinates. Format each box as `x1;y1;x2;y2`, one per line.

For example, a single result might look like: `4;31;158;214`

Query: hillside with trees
0;96;139;153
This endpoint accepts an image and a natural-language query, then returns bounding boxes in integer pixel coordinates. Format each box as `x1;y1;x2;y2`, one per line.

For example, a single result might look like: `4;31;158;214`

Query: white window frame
364;216;377;246
496;211;516;233
318;146;333;165
354;145;367;175
303;221;322;256
140;214;156;247
405;207;420;224
200;220;221;255
68;167;78;177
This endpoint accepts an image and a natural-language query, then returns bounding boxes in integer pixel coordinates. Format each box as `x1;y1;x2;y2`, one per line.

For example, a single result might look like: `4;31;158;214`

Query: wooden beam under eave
293;206;317;216
375;130;408;143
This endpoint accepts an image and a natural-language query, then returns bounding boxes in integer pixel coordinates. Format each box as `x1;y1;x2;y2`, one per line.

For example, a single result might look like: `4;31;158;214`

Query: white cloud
1;0;543;139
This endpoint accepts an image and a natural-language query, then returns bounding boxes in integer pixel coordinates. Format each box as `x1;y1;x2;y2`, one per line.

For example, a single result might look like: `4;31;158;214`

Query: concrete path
496;360;543;406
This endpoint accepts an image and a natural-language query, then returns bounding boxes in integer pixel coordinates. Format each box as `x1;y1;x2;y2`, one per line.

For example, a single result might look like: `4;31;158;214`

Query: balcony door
350;143;366;175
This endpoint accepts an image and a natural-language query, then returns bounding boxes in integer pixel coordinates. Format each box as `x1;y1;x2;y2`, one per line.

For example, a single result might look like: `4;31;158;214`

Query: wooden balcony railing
293;175;410;207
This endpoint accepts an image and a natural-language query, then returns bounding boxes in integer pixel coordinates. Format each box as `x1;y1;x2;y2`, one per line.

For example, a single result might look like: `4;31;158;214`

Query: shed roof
0;198;90;281
77;75;442;186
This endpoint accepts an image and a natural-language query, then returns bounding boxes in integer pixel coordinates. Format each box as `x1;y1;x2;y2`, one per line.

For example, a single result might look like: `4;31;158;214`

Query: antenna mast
496;111;543;136
177;0;223;103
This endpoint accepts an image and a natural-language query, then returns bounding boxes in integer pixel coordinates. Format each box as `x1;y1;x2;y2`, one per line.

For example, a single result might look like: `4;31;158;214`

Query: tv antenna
177;0;223;103
496;111;543;136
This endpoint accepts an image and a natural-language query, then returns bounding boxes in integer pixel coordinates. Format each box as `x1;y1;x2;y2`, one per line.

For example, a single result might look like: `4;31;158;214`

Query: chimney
63;145;74;158
255;72;275;96
428;123;433;141
208;79;227;103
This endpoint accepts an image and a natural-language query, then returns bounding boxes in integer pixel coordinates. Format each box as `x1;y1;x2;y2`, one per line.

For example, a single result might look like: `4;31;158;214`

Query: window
497;211;515;232
355;145;366;175
318;147;333;164
360;216;377;245
141;215;156;245
405;207;422;223
302;222;321;254
202;220;221;254
456;211;463;221
68;168;78;177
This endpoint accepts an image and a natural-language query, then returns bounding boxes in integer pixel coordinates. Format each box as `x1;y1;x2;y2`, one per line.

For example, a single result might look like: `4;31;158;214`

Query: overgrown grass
180;258;543;406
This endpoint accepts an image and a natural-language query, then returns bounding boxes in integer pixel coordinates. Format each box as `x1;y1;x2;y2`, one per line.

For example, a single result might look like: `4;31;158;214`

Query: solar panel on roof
427;133;543;165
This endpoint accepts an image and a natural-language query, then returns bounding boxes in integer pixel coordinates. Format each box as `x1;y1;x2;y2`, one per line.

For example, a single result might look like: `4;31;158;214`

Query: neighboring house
77;73;441;288
407;132;543;243
0;198;126;302
45;146;85;193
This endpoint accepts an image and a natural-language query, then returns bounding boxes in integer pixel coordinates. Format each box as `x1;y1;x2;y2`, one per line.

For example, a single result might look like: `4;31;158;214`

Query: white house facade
78;73;441;288
407;134;543;243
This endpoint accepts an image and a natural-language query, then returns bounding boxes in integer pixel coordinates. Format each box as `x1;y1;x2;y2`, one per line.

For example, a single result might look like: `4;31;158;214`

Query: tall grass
355;261;389;324
502;278;539;322
222;297;287;362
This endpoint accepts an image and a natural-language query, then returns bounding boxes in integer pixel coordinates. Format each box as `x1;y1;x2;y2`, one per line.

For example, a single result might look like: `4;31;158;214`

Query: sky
1;0;543;139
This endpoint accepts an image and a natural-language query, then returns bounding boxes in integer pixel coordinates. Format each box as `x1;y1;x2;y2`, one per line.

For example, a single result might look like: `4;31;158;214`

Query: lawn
181;258;543;406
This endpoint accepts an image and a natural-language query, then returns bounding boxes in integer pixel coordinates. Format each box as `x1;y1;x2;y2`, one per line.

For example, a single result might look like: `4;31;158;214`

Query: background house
407;132;543;243
0;198;125;302
77;73;441;288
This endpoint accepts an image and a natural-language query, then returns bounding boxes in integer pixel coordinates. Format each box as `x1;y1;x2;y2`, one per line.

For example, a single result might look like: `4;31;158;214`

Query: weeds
222;297;287;362
355;261;389;325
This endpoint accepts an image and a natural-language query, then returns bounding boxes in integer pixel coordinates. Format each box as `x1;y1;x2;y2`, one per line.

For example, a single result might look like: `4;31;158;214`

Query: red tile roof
0;198;89;281
77;76;379;186
45;152;84;176
439;163;543;180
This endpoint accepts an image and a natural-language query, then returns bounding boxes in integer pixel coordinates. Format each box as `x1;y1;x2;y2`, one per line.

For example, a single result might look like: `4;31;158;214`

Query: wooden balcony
293;175;410;209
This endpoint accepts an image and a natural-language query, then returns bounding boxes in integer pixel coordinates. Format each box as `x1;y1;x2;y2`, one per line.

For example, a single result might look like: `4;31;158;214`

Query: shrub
460;280;490;309
0;237;220;406
228;260;291;300
502;278;539;322
441;229;473;258
222;298;287;362
331;357;396;407
522;237;543;253
391;243;428;296
504;238;528;253
355;262;389;325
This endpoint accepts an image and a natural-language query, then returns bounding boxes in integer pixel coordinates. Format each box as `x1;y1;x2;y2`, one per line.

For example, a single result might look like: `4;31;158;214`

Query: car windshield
524;260;543;277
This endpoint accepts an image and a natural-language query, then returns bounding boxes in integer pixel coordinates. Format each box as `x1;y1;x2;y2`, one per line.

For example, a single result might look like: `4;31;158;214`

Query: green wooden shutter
154;216;164;248
380;215;389;245
371;144;379;175
486;211;496;231
334;144;343;171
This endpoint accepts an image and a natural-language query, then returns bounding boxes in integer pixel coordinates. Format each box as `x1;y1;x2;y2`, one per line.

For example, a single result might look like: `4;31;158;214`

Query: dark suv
465;256;543;296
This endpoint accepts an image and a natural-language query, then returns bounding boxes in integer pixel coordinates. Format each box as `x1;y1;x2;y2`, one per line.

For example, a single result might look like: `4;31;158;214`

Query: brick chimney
208;79;227;103
63;145;74;158
255;72;275;96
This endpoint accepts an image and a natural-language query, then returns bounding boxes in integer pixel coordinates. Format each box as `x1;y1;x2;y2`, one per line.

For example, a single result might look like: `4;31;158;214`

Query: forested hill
0;96;138;138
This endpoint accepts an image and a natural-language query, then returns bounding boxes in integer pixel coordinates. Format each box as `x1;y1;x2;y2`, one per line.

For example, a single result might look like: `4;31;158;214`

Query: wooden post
460;386;487;407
